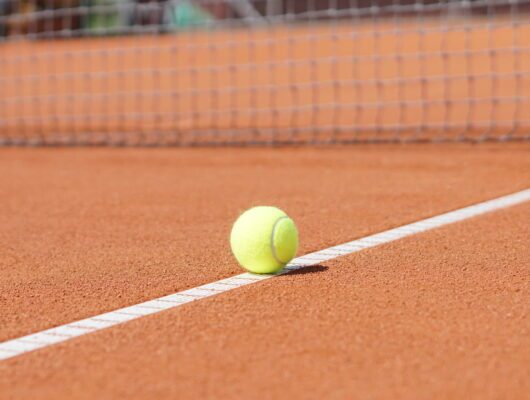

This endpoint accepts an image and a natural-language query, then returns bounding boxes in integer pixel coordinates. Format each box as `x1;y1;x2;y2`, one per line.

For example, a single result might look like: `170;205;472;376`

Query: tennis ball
230;206;299;274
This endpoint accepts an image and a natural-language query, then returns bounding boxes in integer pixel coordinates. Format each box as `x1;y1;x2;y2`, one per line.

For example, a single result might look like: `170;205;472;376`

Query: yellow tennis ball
230;206;299;274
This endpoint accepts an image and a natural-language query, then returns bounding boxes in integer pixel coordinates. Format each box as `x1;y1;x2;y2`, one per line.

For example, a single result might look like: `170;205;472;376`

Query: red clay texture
0;193;528;399
0;144;529;345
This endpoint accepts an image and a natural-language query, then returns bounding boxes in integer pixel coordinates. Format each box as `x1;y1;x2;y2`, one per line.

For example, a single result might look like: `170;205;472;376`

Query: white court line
1;188;529;361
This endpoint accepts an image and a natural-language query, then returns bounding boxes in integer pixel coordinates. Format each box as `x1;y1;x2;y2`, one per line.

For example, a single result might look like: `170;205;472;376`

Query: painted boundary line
1;188;529;361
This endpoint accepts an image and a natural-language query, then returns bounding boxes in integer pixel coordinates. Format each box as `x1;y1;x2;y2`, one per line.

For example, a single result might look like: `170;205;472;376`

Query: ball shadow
282;264;328;275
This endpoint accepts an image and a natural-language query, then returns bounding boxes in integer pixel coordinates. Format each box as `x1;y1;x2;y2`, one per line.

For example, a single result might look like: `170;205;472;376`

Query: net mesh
1;0;529;145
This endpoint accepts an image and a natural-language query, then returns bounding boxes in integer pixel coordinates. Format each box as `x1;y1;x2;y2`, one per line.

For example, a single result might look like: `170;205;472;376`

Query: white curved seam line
270;215;291;265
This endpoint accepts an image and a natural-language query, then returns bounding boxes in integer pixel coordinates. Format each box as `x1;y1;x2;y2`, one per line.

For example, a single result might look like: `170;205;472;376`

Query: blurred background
2;0;529;37
1;0;529;145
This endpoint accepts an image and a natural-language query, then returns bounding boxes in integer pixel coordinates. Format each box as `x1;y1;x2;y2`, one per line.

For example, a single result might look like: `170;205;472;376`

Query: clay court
1;144;529;398
1;1;530;399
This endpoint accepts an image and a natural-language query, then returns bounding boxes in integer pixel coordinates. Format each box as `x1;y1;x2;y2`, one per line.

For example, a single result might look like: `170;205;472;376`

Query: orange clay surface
1;20;530;144
0;143;529;398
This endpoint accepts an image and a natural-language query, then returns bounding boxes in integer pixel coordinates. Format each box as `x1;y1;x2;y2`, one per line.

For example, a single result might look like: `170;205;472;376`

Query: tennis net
1;0;529;145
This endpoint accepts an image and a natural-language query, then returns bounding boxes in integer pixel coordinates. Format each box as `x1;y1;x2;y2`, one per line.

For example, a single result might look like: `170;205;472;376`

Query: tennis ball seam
270;215;290;265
